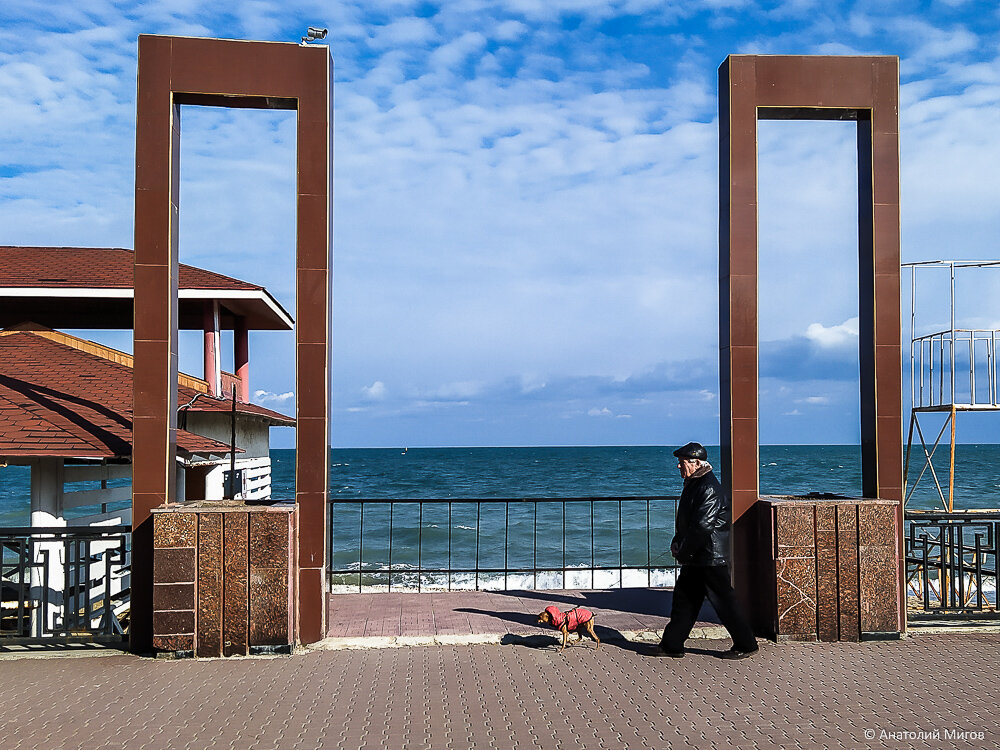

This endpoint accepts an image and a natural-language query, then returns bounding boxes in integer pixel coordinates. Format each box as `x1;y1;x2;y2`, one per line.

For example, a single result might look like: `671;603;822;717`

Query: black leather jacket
671;466;730;566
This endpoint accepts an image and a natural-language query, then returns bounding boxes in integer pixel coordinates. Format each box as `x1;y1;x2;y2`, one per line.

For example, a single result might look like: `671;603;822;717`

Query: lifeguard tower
903;260;1000;511
903;259;1000;619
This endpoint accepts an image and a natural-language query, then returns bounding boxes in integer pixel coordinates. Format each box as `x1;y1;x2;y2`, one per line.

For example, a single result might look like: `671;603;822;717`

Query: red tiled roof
0;330;293;459
0;246;261;291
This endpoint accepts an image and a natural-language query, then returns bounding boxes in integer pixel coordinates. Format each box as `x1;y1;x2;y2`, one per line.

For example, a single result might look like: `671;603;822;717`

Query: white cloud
798;396;831;405
254;389;295;406
361;381;387;400
370;17;437;48
587;406;631;418
494;20;528;41
429;31;487;73
804;318;860;349
891;18;979;67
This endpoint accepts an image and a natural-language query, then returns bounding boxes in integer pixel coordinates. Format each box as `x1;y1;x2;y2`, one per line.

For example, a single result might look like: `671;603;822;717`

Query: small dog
537;605;600;651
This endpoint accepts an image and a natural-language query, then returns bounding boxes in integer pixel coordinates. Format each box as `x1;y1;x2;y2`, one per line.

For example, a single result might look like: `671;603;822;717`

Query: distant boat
402;447;408;455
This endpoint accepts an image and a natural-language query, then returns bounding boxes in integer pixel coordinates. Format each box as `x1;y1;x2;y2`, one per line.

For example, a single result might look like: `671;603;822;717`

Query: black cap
673;442;707;460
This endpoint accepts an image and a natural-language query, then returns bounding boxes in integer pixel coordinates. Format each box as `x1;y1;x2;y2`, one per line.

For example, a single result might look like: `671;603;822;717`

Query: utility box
151;501;297;656
757;496;902;642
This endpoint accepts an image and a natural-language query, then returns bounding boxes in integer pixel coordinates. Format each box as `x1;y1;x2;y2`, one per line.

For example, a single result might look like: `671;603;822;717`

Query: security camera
301;27;328;45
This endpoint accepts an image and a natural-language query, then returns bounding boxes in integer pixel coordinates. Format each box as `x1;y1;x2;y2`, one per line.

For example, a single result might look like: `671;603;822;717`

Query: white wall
184;412;272;459
200;456;272;501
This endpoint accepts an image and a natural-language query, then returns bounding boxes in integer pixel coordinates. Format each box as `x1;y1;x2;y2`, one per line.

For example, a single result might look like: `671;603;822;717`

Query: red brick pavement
326;588;716;640
4;631;999;749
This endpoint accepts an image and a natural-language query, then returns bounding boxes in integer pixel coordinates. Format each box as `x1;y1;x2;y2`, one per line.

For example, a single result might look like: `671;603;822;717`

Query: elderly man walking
656;441;758;659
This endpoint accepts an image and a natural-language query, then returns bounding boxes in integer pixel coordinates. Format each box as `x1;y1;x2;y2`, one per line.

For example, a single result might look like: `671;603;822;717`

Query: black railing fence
329;496;679;592
0;526;130;642
906;511;1000;618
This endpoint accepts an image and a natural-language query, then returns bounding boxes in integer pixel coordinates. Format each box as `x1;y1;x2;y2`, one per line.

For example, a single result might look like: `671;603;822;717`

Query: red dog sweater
544;605;593;630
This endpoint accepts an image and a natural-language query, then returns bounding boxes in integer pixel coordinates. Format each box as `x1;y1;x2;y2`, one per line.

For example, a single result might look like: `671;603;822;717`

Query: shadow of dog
500;633;561;649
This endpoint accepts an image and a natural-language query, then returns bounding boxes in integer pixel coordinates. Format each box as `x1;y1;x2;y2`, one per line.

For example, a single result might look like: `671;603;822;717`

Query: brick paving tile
4;632;1000;749
327;588;718;639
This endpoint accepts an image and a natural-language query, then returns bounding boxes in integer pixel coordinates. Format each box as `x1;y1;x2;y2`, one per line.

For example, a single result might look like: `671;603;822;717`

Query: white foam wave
329;566;678;593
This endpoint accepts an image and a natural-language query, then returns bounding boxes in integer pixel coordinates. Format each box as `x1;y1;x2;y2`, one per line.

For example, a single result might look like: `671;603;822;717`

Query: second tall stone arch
718;55;903;628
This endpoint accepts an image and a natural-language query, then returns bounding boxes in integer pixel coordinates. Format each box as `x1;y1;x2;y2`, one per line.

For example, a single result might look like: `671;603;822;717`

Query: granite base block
151;502;296;657
758;496;901;642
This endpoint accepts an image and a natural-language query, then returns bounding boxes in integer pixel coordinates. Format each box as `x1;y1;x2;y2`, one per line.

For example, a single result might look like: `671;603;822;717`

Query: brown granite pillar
718;55;904;635
132;33;181;652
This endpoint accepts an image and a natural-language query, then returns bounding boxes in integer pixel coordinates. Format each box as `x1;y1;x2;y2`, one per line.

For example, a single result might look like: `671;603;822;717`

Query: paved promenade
3;590;999;749
325;587;722;644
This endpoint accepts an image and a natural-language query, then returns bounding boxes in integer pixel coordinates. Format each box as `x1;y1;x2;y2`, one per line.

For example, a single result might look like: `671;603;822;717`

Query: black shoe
719;646;758;660
651;644;685;658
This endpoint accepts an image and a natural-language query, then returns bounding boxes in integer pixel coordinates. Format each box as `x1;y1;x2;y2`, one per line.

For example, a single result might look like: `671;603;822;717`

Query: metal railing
329;496;678;592
1;525;130;643
905;511;999;618
911;328;1000;409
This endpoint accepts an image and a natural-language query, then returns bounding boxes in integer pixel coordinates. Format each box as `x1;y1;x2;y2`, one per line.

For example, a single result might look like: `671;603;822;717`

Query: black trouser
661;564;757;652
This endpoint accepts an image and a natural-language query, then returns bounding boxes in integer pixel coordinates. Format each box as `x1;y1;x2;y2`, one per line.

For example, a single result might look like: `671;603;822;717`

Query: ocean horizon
4;444;1000;527
4;444;998;591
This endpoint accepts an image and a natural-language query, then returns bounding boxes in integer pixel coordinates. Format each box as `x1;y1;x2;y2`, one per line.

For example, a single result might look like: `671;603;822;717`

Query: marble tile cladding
223;513;250;657
858;504;896;547
775;557;817;637
153;610;194;635
151;633;194;652
859;542;899;634
153;582;194;612
836;505;861;642
816;529;839;642
197;513;223;657
153;512;197;549
775;505;815;552
249;568;290;647
815;505;837;533
153;548;195;584
249;512;290;568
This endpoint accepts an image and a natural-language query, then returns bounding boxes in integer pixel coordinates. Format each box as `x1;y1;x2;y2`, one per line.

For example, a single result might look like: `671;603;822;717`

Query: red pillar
235;316;249;402
203;300;220;397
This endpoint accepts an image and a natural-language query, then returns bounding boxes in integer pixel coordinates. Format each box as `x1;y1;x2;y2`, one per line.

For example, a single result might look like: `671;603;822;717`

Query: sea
3;445;999;590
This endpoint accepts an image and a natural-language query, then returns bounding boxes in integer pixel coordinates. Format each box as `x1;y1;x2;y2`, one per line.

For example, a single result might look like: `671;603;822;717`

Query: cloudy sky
1;1;999;447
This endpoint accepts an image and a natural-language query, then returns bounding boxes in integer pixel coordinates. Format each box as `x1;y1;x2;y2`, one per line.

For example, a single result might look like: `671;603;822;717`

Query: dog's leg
586;620;601;648
560;626;568;651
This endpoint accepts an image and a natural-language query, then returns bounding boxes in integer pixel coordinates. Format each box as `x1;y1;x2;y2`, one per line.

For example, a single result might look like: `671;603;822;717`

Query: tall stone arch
718;55;904;632
131;35;332;650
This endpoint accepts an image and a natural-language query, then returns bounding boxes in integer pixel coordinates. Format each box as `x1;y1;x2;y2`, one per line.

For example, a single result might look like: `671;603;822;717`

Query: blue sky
1;1;999;447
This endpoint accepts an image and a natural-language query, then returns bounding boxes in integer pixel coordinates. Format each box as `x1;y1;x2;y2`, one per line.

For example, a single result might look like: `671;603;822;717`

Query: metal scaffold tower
903;260;1000;511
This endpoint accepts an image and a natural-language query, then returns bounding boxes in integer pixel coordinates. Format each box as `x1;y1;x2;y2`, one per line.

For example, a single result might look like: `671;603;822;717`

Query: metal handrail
905;512;999;618
1;525;131;642
329;495;679;593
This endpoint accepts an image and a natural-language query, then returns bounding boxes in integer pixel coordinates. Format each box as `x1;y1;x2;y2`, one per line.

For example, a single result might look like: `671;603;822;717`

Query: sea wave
329;566;678;593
